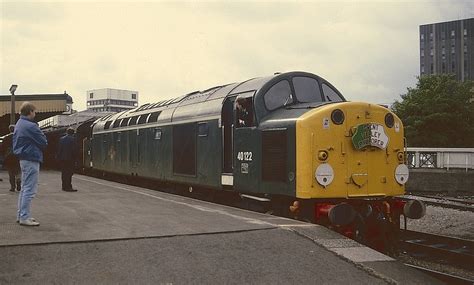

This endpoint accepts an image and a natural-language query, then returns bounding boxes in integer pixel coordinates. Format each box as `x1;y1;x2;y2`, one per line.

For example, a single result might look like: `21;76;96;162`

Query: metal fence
406;148;474;171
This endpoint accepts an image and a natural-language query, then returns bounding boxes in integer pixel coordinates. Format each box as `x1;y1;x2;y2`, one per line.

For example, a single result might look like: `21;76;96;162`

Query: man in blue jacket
13;102;48;226
57;127;78;192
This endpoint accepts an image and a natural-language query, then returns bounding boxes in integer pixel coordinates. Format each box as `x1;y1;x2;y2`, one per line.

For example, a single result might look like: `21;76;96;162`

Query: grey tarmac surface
0;170;441;284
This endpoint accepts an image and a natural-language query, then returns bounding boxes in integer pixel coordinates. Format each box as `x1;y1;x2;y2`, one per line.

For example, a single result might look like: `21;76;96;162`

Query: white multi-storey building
86;88;138;113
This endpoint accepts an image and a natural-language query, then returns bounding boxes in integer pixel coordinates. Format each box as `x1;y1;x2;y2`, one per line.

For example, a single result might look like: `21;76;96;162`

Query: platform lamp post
9;84;18;125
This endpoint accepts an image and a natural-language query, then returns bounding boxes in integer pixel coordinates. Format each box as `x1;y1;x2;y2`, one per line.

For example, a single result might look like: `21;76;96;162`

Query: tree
392;74;474;147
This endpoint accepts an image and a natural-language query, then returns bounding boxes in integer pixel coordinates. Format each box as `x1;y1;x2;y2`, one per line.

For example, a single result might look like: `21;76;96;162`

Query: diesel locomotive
83;71;425;247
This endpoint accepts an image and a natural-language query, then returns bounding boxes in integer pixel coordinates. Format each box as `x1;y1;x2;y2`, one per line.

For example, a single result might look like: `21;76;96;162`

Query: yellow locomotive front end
295;102;423;250
296;102;407;199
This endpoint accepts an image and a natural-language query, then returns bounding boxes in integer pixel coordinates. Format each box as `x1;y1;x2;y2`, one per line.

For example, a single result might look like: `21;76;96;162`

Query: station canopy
0;93;71;135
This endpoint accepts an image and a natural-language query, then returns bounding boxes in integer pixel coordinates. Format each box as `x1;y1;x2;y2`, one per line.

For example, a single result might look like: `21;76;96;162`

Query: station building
86;88;138;113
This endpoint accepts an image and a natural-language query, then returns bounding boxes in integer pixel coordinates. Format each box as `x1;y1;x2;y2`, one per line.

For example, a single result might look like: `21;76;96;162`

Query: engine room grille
262;130;287;182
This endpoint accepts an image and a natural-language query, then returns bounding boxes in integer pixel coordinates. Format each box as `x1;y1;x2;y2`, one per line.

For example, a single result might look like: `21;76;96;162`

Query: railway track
405;264;474;285
403;195;474;212
399;229;474;271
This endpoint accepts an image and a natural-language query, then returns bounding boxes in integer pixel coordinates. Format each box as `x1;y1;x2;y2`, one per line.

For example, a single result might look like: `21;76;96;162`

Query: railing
406;148;474;171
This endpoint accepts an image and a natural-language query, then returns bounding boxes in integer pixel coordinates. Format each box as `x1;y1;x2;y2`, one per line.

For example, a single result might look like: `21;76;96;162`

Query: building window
442;54;446;60
421;65;425;73
442;62;446;73
421;49;424;57
420;34;424;40
464;45;468;53
441;32;445;40
451;46;455;54
429;32;433;40
451;30;455;37
89;93;94;99
430;49;433;56
132;93;137;99
442;47;445;55
464;29;468;36
452;61;455;72
451;39;455;46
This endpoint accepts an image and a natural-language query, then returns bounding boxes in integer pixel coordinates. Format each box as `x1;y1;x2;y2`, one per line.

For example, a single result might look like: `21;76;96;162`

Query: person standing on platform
13;102;48;226
57;127;78;192
4;125;21;192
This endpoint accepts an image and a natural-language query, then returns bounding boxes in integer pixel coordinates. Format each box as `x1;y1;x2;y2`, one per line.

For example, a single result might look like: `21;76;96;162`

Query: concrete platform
0;170;441;284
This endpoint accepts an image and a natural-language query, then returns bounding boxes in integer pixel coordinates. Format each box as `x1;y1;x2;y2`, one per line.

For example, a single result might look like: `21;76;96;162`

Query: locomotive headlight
331;109;345;125
315;164;334;187
385;113;394;128
394;164;409;185
397;152;404;162
318;150;328;161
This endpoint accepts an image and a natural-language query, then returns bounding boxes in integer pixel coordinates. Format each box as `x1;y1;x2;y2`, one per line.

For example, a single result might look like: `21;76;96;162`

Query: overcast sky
1;1;473;111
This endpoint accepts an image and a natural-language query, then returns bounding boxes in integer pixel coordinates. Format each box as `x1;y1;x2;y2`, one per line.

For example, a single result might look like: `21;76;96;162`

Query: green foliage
392;74;474;147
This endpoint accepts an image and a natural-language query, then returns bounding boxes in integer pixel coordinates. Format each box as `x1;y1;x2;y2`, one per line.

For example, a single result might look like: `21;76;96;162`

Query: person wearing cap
4;125;21;192
13;102;48;226
57;127;78;192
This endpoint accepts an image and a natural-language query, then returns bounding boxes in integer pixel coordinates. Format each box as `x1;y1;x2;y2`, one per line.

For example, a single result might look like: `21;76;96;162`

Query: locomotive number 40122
237;151;253;161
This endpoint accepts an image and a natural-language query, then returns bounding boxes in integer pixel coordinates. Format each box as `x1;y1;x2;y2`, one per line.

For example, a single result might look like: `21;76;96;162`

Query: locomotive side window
322;84;343;102
292;77;323;103
235;97;254;128
264;80;291;111
154;128;162;140
198;123;209;137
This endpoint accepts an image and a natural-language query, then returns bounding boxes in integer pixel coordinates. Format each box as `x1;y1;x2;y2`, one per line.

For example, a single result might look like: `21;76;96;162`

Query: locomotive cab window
292;77;323;103
235;96;254;128
264;80;292;111
322;84;343;102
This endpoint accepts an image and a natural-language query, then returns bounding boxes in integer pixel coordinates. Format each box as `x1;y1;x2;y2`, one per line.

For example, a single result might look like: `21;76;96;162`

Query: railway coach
85;71;424;247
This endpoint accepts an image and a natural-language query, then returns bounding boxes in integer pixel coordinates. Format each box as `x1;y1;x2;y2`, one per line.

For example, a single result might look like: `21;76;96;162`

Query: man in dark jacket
57;127;77;192
4;125;21;192
13;102;48;226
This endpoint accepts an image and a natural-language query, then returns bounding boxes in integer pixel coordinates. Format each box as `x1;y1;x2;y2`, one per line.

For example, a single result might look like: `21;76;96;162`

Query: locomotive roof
93;71;342;131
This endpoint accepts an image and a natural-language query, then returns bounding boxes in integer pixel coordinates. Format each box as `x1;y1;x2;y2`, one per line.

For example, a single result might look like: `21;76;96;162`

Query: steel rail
400;230;474;271
404;264;474;285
